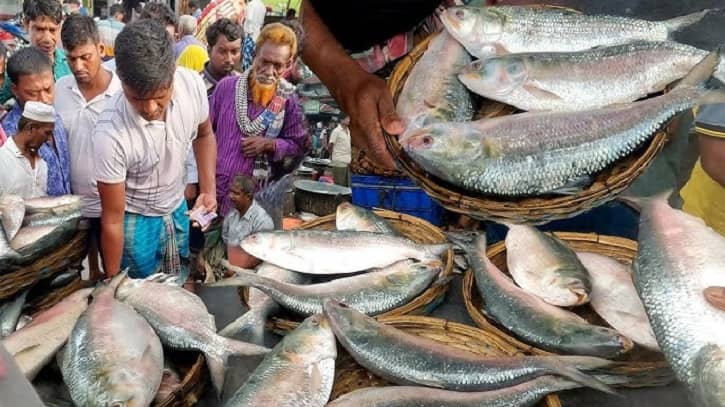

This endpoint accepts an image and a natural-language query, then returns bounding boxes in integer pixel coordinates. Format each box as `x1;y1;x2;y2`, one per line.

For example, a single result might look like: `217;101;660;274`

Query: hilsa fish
401;47;725;196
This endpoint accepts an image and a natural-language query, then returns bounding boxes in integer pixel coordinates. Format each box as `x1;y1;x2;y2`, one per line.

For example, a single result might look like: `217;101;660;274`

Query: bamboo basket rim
383;23;670;225
153;353;207;407
328;314;561;407
462;231;672;393
242;208;455;330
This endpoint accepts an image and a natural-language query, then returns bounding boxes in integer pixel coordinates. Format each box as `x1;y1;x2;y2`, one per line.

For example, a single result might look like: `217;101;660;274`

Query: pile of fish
0;194;82;269
468;224;659;358
395;5;725;197
212;202;449;345
1;273;270;406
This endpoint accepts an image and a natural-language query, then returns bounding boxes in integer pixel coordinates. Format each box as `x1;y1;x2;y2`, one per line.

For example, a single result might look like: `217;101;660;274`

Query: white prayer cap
22;101;55;124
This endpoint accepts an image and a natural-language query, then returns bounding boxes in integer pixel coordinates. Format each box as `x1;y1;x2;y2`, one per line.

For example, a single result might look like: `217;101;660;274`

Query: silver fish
0;290;28;337
241;230;449;275
115;276;270;396
219;263;309;344
0;194;25;241
49;270;81;288
23;195;81;215
459;41;725;112
225;314;336;407
634;195;725;406
441;6;712;58
216;259;441;316
3;288;93;380
22;205;82;228
335;202;400;235
401;48;725;196
326;376;581;407
323;299;613;393
576;252;659;351
506;225;591;306
61;275;163;407
396;30;475;126
0;213;21;263
468;235;633;358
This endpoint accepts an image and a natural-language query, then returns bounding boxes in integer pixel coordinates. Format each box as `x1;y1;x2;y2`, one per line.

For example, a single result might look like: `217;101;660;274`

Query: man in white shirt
244;0;267;42
329;116;352;187
0;102;55;198
55;15;122;280
94;21;217;280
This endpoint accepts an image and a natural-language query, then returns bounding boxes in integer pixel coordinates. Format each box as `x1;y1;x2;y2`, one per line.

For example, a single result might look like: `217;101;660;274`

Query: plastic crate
351;175;445;226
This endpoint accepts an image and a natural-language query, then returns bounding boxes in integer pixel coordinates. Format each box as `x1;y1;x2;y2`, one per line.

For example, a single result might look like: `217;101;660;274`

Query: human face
122;83;173;122
208;35;241;77
251;42;292;86
12;71;55;107
28;122;55;150
229;183;251;212
24;17;61;59
66;41;104;85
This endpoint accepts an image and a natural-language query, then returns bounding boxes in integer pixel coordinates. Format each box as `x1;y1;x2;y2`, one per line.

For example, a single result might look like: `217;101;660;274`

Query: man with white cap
0;102;56;199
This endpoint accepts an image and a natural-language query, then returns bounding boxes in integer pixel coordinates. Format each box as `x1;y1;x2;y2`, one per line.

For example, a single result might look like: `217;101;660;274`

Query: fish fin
544;357;617;395
218;309;268;345
663;9;714;36
423;243;451;258
615;189;674;212
676;46;724;89
206;338;269;397
523;83;563;100
548;176;593;195
92;270;128;298
204;351;227;397
698;88;725;106
11;343;41;358
431;273;454;288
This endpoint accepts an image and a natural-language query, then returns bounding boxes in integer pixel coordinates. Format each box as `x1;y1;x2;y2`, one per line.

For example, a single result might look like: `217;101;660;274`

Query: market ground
198;1;725;405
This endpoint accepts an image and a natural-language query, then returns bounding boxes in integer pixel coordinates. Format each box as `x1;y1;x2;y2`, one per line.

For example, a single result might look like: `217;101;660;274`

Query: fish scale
405;86;704;196
634;199;725;405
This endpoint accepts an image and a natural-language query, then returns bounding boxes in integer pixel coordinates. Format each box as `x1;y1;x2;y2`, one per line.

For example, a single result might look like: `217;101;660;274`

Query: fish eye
311;317;320;326
422;136;434;146
455;9;467;19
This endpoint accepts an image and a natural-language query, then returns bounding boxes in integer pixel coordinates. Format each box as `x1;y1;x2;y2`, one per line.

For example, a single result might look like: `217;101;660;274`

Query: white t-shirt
55;69;122;218
0;138;47;199
244;0;267;41
94;68;210;216
329;125;351;164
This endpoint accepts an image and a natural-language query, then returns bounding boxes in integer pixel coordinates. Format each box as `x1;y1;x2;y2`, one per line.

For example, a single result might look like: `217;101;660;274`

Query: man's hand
335;72;405;170
191;192;218;231
242;137;275;157
705;286;725;311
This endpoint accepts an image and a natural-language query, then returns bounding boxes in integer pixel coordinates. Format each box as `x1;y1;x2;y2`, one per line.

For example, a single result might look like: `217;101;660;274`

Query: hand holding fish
705;287;725;311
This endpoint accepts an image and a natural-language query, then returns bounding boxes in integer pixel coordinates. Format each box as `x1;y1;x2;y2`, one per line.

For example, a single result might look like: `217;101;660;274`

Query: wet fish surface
2;288;92;380
323;299;613;393
468;235;632;358
441;5;712;58
0;194;25;241
459;41;725;112
23;195;82;215
216;259;441;316
577;252;659;351
219;263;309;345
634;196;725;406
0;290;28;337
335;203;400;236
225;314;336;407
61;275;163;406
401;49;725;196
241;230;448;275
115;276;270;396
506;225;591;306
396;30;475;126
326;376;581;407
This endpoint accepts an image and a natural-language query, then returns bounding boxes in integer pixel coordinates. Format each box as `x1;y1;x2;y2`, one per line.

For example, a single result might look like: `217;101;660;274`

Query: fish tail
616;189;674;212
204;351;227;397
663;9;714;37
206;337;270;396
92;270;127;298
543;357;617;395
212;260;263;287
218;309;268;346
676;45;724;89
424;243;451;258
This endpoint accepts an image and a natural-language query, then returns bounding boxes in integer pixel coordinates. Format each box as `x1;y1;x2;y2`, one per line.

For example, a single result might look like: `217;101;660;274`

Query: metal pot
293;180;351;216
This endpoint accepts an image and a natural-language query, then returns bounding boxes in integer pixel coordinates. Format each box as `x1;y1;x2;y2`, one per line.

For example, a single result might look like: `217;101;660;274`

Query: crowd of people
0;0;309;283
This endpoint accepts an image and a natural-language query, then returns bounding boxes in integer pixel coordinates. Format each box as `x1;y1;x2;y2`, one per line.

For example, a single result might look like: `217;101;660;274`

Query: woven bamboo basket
327;315;560;407
383;18;671;225
154;352;208;407
462;232;673;393
242;208;455;331
0;229;88;301
351;146;404;177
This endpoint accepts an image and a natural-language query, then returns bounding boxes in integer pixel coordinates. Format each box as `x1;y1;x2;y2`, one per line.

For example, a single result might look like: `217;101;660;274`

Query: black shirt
309;0;441;52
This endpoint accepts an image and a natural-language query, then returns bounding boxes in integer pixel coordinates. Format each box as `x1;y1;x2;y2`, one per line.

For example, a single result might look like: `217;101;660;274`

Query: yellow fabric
177;45;209;73
681;126;725;236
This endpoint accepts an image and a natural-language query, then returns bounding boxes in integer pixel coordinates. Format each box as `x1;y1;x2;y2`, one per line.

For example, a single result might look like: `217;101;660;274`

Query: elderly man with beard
209;22;306;218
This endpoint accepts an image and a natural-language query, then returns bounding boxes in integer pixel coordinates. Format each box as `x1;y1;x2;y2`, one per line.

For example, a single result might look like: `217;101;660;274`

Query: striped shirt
96;19;125;58
94;68;210;216
210;75;306;216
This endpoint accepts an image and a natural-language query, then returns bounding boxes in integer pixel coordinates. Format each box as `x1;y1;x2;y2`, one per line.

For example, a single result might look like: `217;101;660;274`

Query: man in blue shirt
0;0;72;104
2;47;71;195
